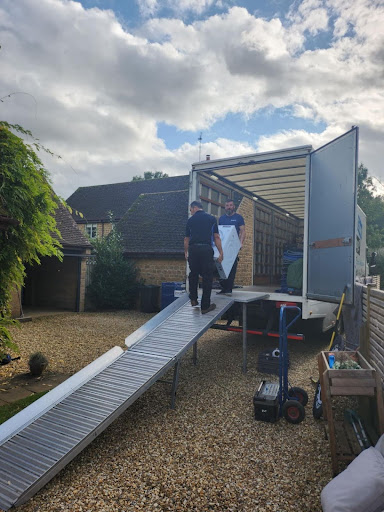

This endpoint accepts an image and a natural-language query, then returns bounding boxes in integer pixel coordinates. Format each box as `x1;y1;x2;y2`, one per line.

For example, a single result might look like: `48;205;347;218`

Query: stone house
116;189;189;285
66;176;190;241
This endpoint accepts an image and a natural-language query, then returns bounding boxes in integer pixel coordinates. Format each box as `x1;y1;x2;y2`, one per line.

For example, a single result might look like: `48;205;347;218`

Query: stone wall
235;196;254;286
79;250;91;311
9;287;22;318
134;258;186;286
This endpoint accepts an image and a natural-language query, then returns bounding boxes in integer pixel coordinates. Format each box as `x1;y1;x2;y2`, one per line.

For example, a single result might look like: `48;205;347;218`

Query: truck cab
189;127;362;331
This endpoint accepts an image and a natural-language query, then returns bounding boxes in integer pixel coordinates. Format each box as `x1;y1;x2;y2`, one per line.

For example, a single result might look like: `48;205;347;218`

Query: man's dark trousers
188;244;214;310
219;257;239;293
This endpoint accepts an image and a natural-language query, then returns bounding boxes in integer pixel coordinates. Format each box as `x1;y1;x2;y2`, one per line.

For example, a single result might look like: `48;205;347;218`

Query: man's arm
214;233;224;263
239;224;246;247
184;237;189;260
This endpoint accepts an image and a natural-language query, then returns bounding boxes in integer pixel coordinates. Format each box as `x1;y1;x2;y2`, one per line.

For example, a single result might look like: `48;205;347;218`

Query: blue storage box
161;282;185;310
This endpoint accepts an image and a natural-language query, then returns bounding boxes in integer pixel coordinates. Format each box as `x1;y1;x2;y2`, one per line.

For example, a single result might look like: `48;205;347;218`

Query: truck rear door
307;127;359;305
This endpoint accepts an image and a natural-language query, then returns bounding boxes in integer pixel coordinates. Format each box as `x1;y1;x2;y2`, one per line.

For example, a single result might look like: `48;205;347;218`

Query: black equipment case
253;380;279;423
257;349;289;376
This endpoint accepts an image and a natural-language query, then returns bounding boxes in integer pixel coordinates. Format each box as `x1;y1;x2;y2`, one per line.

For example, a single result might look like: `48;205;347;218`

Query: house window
86;223;98;239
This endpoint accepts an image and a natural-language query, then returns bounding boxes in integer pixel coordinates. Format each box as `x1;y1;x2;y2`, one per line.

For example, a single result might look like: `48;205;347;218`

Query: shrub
373;251;384;290
86;222;140;309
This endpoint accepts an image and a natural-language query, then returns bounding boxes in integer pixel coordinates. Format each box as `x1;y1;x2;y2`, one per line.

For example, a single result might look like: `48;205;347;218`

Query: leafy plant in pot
29;352;48;377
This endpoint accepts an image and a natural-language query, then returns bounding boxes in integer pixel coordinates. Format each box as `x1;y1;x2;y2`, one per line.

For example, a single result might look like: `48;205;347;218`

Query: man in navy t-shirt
185;201;223;314
217;199;245;296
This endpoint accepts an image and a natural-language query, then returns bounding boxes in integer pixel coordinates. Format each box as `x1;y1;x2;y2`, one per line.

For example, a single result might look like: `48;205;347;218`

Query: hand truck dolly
253;305;308;424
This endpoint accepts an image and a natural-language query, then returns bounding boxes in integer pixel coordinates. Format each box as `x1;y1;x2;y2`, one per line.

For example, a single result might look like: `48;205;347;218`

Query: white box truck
189;126;365;331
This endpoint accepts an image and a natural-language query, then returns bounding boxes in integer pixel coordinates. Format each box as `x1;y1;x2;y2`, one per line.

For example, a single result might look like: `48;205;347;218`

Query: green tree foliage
86;225;140;309
357;164;384;249
0;121;62;357
374;252;384;285
132;171;169;181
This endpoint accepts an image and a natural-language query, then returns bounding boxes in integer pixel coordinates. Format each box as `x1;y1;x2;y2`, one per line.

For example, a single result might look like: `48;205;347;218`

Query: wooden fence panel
362;285;384;383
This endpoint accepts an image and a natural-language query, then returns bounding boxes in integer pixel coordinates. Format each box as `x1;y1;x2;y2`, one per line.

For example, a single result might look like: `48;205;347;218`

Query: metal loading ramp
0;294;234;510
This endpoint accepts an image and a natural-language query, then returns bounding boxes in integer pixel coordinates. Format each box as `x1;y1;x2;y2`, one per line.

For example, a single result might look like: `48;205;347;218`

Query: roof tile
117;189;189;255
66;175;189;222
54;203;92;249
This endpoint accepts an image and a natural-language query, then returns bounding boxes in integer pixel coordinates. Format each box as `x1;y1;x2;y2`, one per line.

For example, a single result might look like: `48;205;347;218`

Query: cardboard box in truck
189;126;365;330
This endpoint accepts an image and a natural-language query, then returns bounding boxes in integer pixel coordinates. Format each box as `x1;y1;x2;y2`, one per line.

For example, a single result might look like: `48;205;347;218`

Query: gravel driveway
4;311;332;512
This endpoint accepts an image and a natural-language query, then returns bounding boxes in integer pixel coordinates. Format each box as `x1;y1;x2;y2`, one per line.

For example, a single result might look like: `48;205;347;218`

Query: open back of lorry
189;127;359;330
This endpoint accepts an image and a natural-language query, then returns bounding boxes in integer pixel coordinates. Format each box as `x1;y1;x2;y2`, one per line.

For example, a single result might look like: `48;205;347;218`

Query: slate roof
117;189;189;256
54;203;92;249
66;175;190;223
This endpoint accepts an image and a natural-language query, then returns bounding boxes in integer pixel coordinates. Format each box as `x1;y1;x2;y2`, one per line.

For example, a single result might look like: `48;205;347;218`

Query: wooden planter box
318;350;384;475
321;350;376;396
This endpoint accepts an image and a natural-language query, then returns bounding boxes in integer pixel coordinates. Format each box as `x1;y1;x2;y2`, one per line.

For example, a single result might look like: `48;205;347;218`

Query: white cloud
137;0;158;17
287;0;329;37
137;0;218;17
0;0;383;198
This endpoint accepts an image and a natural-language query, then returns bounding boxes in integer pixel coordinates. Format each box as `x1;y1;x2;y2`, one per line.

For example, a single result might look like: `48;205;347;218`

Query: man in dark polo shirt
217;199;245;296
184;201;223;314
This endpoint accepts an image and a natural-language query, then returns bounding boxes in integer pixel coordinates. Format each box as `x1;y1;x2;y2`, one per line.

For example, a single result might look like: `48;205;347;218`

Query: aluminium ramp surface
0;293;234;510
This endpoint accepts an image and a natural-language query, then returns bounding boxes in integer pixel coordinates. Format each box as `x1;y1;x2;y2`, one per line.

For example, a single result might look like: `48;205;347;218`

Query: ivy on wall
0;121;62;357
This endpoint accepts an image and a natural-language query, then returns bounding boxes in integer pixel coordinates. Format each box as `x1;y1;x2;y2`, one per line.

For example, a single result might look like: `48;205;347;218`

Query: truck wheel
288;387;308;407
283;400;305;424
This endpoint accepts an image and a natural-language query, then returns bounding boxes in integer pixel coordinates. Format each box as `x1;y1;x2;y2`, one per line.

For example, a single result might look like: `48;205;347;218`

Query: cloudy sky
1;0;383;198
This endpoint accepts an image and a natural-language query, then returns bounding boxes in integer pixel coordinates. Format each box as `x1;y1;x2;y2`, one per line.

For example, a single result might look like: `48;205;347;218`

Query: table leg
193;342;197;366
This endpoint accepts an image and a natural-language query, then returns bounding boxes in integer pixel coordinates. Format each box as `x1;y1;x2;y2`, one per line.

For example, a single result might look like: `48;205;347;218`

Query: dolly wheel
283;400;305;424
288;387;308;407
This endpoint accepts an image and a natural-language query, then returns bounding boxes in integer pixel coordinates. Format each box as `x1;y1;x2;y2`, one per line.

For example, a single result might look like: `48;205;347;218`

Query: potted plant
28;352;48;377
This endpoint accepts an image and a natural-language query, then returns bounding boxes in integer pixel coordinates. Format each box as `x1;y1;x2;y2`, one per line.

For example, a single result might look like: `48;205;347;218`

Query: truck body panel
307;128;358;305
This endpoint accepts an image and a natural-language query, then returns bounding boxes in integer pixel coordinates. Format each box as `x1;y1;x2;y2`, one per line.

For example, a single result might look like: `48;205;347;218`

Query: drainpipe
76;257;81;312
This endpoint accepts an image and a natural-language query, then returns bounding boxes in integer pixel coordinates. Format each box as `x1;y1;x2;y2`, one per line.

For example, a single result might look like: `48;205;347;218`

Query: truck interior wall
198;173;304;291
254;202;303;287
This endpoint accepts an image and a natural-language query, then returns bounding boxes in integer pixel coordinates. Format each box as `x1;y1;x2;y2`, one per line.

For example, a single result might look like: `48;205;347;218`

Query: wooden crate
321;350;376;396
318;350;384;475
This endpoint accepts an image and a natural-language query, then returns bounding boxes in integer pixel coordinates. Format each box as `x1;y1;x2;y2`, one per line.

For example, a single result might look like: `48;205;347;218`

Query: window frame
85;223;98;239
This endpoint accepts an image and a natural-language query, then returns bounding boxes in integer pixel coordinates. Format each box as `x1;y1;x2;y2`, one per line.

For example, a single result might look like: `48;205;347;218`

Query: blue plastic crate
161;282;185;310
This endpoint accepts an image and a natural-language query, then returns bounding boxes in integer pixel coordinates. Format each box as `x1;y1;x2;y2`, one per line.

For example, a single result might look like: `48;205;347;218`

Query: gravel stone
2;311;333;511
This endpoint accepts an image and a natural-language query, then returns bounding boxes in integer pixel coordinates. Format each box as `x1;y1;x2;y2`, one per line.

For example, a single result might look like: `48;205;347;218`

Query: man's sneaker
216;290;232;296
191;300;199;307
201;303;216;314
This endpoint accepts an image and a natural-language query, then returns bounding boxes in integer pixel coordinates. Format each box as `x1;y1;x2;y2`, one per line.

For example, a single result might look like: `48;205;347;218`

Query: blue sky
78;0;330;150
158;109;327;151
1;0;383;197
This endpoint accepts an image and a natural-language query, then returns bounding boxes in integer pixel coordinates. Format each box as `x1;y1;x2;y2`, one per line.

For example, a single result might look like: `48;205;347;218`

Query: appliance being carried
213;225;241;279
